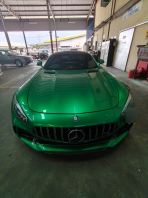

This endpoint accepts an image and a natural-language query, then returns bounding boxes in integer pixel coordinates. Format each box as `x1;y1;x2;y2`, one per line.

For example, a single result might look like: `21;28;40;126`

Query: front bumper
16;131;129;153
13;122;132;153
12;100;134;154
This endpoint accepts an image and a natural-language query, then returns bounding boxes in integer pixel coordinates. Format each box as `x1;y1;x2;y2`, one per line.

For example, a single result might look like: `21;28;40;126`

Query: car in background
30;49;50;60
0;49;33;67
12;51;134;154
0;64;2;76
38;49;50;60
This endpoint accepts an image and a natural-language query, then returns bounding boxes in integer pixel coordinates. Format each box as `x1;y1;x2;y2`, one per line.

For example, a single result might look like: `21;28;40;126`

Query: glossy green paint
12;66;130;153
27;69;119;113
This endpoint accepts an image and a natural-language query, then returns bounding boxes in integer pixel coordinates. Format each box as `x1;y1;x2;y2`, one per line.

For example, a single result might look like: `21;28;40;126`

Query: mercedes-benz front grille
33;123;117;145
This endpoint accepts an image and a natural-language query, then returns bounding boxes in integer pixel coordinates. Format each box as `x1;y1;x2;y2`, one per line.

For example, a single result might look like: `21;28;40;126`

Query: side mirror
37;59;42;66
98;59;104;64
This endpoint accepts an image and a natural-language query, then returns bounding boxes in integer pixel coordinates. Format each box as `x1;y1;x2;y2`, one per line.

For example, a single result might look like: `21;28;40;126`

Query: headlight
14;97;27;122
122;93;135;123
122;93;132;113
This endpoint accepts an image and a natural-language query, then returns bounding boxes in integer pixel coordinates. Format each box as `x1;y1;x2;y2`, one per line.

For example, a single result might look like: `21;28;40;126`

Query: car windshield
44;51;97;70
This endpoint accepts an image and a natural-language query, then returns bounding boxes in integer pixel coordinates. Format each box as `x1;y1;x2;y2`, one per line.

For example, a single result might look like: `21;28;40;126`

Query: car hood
27;69;119;114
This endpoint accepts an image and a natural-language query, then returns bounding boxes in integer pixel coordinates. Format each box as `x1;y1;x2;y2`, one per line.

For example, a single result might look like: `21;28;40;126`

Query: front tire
15;60;23;67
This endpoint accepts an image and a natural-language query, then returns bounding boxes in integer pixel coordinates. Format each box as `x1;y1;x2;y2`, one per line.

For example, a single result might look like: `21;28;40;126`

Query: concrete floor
0;65;148;198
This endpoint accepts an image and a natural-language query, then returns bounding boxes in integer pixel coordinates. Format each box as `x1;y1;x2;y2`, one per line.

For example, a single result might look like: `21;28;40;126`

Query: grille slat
95;126;98;138
46;127;51;139
61;128;64;141
102;124;105;136
34;127;38;137
40;127;44;137
34;123;117;145
53;128;57;140
88;127;91;140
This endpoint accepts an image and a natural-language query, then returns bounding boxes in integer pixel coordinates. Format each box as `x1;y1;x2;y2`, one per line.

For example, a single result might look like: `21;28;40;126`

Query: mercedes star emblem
68;129;85;144
73;115;79;122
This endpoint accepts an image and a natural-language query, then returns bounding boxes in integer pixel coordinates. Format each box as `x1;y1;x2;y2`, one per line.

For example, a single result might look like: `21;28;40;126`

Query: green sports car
11;51;134;153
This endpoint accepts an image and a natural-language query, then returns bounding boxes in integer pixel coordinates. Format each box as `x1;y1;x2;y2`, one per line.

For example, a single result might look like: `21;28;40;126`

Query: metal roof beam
0;8;12;49
87;0;96;21
0;0;21;20
48;0;55;23
47;0;58;51
0;19;87;31
46;0;53;53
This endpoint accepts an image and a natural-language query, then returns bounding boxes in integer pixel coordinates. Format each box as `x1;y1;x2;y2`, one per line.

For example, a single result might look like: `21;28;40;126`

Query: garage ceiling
0;0;95;31
0;0;94;19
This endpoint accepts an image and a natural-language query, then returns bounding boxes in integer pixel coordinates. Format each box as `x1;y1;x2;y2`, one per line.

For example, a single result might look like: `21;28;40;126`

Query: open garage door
114;28;135;71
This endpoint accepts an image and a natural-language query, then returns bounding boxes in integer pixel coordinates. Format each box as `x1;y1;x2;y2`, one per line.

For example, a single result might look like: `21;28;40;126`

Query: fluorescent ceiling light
4;15;94;19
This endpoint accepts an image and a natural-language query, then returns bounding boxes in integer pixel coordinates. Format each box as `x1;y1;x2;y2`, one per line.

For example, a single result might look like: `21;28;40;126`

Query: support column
22;30;29;55
54;25;58;52
0;9;12;50
48;0;58;52
46;0;54;54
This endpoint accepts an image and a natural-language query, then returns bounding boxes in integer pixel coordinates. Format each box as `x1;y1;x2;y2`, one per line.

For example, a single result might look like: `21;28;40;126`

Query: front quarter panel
99;68;129;108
